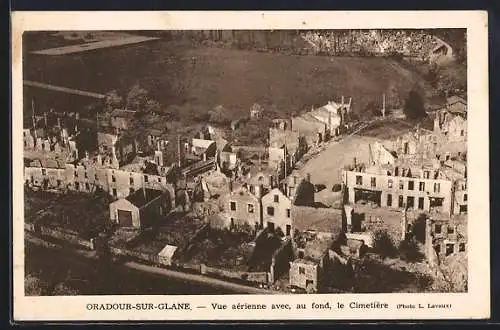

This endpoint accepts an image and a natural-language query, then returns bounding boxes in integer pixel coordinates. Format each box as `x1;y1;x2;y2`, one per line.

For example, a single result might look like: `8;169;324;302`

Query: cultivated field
23;35;432;120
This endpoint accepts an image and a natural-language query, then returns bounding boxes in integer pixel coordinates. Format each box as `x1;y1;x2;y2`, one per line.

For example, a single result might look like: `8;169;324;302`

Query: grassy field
23;36;432;120
357;119;415;140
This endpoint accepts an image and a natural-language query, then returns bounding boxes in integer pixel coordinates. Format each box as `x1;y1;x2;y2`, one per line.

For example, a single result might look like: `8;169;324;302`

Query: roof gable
192;138;216;150
126;188;163;208
111;198;137;210
262;188;290;203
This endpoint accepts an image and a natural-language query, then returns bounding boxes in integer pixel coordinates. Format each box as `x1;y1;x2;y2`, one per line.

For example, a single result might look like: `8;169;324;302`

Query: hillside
23;37;432;120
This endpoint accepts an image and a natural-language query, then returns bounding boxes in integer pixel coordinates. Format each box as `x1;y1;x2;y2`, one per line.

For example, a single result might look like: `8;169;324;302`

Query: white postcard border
11;10;490;321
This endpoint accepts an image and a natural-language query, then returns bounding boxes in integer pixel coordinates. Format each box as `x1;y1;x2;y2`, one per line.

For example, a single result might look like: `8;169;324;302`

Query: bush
332;184;342;192
403;90;427;120
411;214;428;244
372;229;397;258
398;238;424;262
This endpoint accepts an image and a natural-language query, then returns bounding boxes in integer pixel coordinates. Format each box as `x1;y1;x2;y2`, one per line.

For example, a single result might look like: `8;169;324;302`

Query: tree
144;99;161;114
126;84;149;111
231;120;269;146
25;274;48;296
398;238;424;262
412;214;427;244
365;101;381;117
104;90;123;112
208;105;234;125
52;282;79;296
435;64;467;98
403;90;427;120
179;104;210;123
372;229;397;258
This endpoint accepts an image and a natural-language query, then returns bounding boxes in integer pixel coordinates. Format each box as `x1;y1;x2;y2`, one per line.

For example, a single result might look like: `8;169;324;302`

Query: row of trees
104;84;160;114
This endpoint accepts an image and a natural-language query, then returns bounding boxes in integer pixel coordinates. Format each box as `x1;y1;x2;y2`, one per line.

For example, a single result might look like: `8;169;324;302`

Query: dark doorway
267;222;275;231
418;197;424;210
354;188;381;206
117;209;133;227
286;225;291;236
445;243;454;256
406;196;415;209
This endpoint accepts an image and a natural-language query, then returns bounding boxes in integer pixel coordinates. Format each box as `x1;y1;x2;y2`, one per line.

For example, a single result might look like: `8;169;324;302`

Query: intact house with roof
223;185;263;231
291;113;328;146
262;188;293;236
308;99;350;137
109;188;170;229
261;175;316;237
188;138;217;160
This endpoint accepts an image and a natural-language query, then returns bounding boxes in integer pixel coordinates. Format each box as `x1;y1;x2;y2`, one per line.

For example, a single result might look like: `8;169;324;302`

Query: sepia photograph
12;11;489;321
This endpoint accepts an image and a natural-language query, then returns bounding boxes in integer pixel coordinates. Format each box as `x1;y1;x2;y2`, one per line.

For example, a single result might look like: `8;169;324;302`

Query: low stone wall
27;224;94;250
128;249;159;264
202;264;269;284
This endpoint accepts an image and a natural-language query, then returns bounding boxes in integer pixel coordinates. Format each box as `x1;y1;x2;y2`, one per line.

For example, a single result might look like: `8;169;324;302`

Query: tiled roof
126;188;163;208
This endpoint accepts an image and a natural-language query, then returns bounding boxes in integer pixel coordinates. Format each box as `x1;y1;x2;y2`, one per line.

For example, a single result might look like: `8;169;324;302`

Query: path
24;80;106;99
31;36;160;55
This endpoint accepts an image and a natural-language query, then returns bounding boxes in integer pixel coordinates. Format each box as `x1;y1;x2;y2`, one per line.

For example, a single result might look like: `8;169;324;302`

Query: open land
32;36;160;55
23;35;433;121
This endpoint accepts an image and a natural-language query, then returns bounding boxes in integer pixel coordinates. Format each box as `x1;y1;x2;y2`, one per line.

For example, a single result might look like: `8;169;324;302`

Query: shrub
332;183;342;192
398;238;424;262
403;90;427;120
372;229;397;258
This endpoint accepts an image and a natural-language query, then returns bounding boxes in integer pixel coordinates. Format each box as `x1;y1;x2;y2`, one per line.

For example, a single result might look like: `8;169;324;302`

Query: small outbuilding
109;188;169;229
158;244;178;266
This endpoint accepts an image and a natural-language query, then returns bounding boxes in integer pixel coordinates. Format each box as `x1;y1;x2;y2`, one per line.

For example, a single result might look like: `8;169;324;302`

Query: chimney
44;112;48;127
177;135;184;168
57;117;61;128
344;204;354;233
341;95;344;106
31;98;36;130
353;157;357;167
401;207;408;241
254;184;262;198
